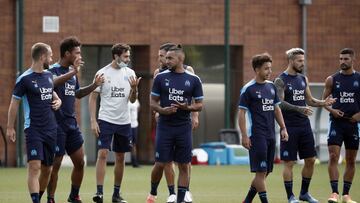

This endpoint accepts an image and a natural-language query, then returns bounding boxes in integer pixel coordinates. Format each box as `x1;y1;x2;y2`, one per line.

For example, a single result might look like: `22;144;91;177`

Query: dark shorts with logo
328;120;359;150
280;122;317;161
25;127;57;166
249;135;275;173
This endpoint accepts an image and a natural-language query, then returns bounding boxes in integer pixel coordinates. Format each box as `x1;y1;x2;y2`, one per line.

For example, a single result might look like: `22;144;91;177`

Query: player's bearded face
69;47;81;66
292;55;304;73
43;49;53;69
165;52;179;71
158;50;167;68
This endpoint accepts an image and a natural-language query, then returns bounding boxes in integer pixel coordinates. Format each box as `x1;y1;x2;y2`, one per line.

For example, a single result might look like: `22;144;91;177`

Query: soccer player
153;42;197;203
6;42;62;203
89;43;140;203
129;98;140;168
274;48;335;203
146;44;203;203
323;48;360;203
238;53;288;203
46;36;105;203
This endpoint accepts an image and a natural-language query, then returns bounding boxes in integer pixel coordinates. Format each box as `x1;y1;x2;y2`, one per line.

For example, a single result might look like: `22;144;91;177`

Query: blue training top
238;79;280;139
330;71;360;121
151;69;204;126
48;63;80;130
278;72;309;126
12;68;57;131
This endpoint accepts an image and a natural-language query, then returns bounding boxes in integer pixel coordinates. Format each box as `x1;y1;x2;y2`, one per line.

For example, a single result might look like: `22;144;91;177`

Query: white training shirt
94;63;136;125
129;99;140;128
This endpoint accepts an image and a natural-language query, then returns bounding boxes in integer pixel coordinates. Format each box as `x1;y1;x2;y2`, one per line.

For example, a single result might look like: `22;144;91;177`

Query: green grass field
0;164;359;203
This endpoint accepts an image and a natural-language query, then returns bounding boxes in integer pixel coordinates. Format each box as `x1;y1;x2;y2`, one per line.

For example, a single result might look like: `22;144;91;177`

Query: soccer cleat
112;195;127;203
67;195;82;203
146;194;157;203
342;195;357;203
299;192;319;203
93;193;103;203
166;194;177;203
288;195;300;203
47;198;55;203
184;191;193;203
328;193;340;203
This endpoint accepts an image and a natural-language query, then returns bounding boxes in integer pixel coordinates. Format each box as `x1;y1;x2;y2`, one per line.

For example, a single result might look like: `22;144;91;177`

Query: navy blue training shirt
330;71;360;120
151;69;204;126
49;63;80;129
278;72;309;126
12;68;57;130
238;80;280;139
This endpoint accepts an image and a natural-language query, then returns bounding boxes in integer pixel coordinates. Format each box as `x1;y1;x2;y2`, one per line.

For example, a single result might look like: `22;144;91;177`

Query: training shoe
299;192;319;203
67;195;82;203
328;193;340;203
166;194;177;203
288;195;300;203
93;193;103;203
342;195;357;203
184;191;193;203
146;194;157;203
112;195;127;203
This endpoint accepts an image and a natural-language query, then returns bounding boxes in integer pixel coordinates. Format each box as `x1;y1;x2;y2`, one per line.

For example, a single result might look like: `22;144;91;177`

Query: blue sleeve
192;77;204;101
151;75;161;97
238;89;250;110
13;77;26;100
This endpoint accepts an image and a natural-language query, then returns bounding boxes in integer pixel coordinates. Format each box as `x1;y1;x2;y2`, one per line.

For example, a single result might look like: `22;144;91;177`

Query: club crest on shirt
270;88;275;95
165;79;170;86
335;81;340;89
256;91;261;98
353;81;359;87
185;80;191;87
32;80;38;88
48;77;53;84
301;81;306;87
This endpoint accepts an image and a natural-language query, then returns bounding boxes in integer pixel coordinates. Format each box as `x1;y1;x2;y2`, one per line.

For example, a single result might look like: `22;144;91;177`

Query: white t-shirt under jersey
129;99;140;128
94;64;136;125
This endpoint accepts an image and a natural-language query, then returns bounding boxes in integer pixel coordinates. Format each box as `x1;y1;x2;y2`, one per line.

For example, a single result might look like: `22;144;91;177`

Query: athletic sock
244;185;257;203
330;180;339;194
258;191;268;203
300;177;311;195
168;185;176;195
284;181;294;199
69;184;80;198
177;186;187;203
150;182;160;196
30;193;40;203
342;181;352;195
113;185;120;197
97;185;103;194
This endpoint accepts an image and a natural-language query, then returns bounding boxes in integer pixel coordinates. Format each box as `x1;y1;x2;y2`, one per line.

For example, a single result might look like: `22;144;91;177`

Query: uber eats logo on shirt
292;89;305;101
339;92;355;103
65;82;75;96
169;88;184;102
39;87;53;100
262;98;274;111
111;86;125;97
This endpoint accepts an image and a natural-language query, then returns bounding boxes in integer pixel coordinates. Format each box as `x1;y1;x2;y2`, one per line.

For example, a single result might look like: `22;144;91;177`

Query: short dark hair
31;42;50;61
340;48;355;57
251;53;272;70
160;42;177;51
112;43;131;59
60;36;81;58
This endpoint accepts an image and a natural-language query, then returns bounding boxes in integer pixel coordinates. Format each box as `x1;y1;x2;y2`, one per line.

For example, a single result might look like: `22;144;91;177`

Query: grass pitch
0;164;359;203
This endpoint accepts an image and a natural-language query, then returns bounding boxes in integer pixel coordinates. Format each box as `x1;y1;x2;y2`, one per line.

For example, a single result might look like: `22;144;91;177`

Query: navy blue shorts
328;120;359;150
98;120;132;153
25;127;57;166
155;123;192;163
131;127;138;144
55;125;84;156
249;136;275;173
280;122;317;161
